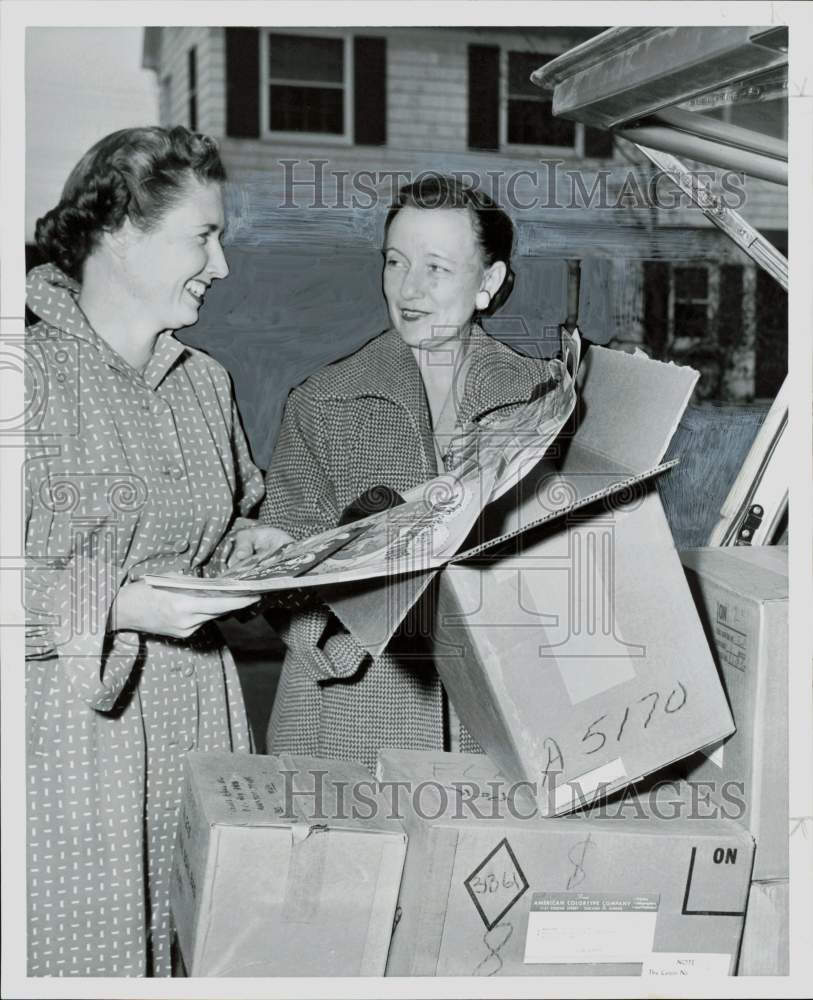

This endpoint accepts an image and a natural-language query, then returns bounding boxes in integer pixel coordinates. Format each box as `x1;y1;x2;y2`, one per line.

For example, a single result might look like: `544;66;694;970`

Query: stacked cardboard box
738;879;789;976
170;751;406;977
165;352;787;978
681;545;788;879
429;348;735;814
378;749;753;978
679;546;789;975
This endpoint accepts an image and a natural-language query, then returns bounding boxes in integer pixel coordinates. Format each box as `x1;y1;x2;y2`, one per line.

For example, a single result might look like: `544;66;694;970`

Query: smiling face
383;206;503;349
120;177;229;332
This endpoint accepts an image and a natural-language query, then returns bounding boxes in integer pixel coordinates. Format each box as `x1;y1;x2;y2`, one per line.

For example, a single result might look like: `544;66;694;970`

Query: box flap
185;751;405;837
451;459;675;562
324;348;694;647
323;567;440;660
451;346;695;562
573;346;698;471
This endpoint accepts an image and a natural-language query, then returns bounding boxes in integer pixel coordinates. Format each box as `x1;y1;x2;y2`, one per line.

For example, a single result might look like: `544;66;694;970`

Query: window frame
500;47;586;157
668;264;715;346
259;27;354;145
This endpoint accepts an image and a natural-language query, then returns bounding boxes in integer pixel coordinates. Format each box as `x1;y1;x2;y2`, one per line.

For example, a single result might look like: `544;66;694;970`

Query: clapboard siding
155;27;225;134
156;27;617;156
213;146;786;244
149;26;787;234
202;27;227;135
143;24;786;449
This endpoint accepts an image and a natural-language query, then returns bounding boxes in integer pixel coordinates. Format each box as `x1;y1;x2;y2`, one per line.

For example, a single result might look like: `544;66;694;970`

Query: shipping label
714;601;751;672
523;892;659;964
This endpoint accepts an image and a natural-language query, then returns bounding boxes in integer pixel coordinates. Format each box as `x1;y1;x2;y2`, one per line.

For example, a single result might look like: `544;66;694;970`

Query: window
226;29;385;143
671;266;711;342
263;32;351;139
467;44;614;157
642;261;775;402
188;48;197;131
506;52;574;147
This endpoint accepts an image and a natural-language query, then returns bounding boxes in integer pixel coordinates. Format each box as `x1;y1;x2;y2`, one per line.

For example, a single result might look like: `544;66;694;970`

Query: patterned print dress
24;265;264;976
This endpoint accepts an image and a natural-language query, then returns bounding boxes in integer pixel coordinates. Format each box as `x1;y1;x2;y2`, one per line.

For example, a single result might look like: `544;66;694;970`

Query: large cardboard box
737;879;789;976
378;749;753;978
427;348;735;814
680;546;788;880
170;751;407;977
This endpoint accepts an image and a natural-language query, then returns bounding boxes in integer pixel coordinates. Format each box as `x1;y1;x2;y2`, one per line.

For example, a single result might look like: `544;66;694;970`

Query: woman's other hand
109;579;261;640
224;522;294;569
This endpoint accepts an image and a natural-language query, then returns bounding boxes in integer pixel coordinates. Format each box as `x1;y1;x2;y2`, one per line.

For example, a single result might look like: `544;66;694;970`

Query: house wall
153;26;785;234
155;26;225;135
149;26;787;466
157;27;592;156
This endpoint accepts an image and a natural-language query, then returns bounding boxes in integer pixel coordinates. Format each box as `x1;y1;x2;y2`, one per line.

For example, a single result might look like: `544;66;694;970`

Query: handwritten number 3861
581;682;688;755
470;871;523;895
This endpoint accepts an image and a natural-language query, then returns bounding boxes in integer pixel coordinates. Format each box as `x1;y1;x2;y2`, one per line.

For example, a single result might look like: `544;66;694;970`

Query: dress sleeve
24;448;143;713
206;392;266;575
231;394;265;517
258;386;368;681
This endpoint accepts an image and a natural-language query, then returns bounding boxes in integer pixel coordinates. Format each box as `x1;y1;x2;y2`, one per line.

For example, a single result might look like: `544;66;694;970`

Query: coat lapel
456;326;557;426
319;329;439;477
316;326;557;479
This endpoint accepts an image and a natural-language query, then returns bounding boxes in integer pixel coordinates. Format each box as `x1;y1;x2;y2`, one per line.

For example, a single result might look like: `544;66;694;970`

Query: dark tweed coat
259;326;555;771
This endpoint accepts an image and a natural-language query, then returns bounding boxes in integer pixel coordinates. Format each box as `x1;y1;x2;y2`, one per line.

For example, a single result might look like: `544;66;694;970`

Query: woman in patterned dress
255;174;557;771
25;126;289;976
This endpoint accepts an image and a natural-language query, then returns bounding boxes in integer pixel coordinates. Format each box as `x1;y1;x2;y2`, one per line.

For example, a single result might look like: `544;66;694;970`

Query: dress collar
26;263;187;389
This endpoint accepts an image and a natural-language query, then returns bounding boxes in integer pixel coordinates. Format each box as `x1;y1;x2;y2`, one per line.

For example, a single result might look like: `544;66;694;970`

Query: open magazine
144;332;582;596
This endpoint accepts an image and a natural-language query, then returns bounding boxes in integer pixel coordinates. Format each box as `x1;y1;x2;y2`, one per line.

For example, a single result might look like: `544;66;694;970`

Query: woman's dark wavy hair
35;125;226;281
384;173;515;315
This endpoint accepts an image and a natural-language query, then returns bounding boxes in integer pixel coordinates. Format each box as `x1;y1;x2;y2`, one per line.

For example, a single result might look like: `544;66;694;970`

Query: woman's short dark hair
384;173;515;314
35;125;226;281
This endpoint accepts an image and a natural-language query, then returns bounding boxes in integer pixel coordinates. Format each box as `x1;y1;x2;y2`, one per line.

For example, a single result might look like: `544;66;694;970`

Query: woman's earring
475;290;491;311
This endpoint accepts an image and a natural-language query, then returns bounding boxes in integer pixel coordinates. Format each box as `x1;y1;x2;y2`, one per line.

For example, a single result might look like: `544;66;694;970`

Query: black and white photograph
1;2;811;997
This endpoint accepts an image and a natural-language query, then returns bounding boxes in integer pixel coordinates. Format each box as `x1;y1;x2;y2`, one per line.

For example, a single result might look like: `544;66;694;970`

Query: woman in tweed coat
258;175;556;771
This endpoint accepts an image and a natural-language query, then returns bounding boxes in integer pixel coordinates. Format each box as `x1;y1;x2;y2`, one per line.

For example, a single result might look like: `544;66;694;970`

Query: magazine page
144;343;578;596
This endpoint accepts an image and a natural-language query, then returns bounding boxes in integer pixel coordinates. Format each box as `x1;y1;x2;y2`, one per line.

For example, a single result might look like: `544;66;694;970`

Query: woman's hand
223;522;294;569
109;579;261;640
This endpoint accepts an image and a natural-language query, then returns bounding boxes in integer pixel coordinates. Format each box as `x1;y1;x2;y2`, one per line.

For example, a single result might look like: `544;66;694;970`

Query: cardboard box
738;879;789;976
680;546;788;880
378;749;753;978
170;751;407;977
426;348;735;815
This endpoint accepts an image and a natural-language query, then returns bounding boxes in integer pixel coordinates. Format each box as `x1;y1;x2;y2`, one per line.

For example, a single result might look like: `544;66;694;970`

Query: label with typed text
524;892;659;964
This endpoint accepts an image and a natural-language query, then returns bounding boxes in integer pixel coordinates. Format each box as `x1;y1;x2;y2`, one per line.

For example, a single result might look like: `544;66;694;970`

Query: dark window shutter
642;261;670;359
353;36;387;145
225;28;260;138
468;45;500;150
717;264;743;349
755;266;787;397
